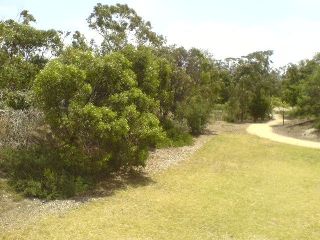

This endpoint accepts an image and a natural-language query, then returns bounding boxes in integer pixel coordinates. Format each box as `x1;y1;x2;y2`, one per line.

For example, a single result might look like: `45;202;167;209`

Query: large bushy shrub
33;50;165;173
249;93;271;122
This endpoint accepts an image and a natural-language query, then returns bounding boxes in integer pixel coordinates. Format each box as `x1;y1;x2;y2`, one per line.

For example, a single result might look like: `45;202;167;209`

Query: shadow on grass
69;170;156;202
201;128;218;136
0;146;157;201
0;167;156;202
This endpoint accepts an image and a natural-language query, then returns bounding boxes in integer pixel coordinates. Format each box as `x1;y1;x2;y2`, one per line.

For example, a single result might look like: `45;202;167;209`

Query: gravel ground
0;120;247;233
0;197;83;232
145;121;248;175
145;133;213;174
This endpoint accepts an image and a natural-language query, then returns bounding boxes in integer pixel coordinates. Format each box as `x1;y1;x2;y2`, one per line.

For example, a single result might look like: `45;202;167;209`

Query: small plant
158;119;193;148
177;96;212;135
6;91;31;110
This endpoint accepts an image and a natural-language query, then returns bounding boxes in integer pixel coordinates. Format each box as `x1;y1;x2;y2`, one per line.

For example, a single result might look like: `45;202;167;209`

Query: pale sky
1;0;320;67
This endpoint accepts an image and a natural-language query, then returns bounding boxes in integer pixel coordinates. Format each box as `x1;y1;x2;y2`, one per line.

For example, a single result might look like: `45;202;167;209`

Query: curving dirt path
246;114;320;149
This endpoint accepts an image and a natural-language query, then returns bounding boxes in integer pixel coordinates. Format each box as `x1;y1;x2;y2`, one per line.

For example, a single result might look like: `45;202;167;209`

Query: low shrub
6;91;31;110
2;144;92;199
158;119;193;148
177;96;212;135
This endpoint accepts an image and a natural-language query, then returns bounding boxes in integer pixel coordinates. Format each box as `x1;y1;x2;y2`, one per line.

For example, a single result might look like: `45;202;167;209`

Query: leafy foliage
223;51;277;122
281;54;320;128
87;3;164;53
0;11;63;112
33;49;165;173
297;66;320;118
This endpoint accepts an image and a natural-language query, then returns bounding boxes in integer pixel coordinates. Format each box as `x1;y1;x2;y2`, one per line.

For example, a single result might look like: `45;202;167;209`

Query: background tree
281;55;320;106
87;3;164;53
0;11;63;109
278;53;320;129
19;10;36;25
225;51;277;122
71;31;92;51
296;66;320;123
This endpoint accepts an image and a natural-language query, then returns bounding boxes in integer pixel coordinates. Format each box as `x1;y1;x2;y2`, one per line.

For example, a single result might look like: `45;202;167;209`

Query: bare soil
247;114;320;149
272;118;320;142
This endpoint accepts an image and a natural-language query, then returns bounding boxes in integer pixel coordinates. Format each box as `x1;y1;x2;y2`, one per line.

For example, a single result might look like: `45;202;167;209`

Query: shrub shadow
74;170;156;202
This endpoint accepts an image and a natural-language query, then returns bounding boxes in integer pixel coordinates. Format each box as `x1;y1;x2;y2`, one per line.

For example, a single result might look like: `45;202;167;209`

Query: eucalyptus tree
0;10;63;92
295;64;320;126
87;3;164;54
226;51;277;122
281;55;320;107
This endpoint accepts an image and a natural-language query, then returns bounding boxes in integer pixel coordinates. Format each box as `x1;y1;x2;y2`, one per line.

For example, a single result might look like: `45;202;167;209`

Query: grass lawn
2;133;320;239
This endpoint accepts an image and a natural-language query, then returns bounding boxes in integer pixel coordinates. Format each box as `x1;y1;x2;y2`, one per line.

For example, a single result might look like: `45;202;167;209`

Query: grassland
2;133;320;239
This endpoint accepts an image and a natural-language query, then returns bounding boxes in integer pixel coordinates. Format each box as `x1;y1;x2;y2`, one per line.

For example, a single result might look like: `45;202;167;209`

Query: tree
0;18;62;61
71;31;91;51
87;3;164;53
19;10;36;25
121;46;160;98
225;51;277;122
249;92;271;122
281;64;302;106
155;46;220;133
0;13;63;91
281;55;320;106
297;66;320;121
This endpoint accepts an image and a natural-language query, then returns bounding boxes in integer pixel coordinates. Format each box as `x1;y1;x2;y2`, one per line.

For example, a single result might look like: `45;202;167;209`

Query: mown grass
2;133;320;239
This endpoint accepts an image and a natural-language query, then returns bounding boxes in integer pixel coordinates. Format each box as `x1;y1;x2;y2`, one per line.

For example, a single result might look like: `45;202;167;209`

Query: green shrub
224;99;241;122
32;50;165;174
6;91;31;110
158;119;193;148
249;94;271;122
178;96;212;135
2;145;92;199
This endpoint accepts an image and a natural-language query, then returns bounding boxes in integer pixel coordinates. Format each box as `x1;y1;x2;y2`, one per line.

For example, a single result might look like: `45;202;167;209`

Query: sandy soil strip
246;114;320;149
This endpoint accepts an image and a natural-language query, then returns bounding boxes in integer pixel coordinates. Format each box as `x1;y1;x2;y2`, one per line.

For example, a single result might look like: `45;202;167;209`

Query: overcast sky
1;0;320;67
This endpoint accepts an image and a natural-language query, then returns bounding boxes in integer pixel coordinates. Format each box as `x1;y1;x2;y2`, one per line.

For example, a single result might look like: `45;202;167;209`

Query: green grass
2;133;320;239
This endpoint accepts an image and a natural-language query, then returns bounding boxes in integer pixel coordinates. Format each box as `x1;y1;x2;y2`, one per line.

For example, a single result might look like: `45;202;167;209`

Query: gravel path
246;114;320;149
